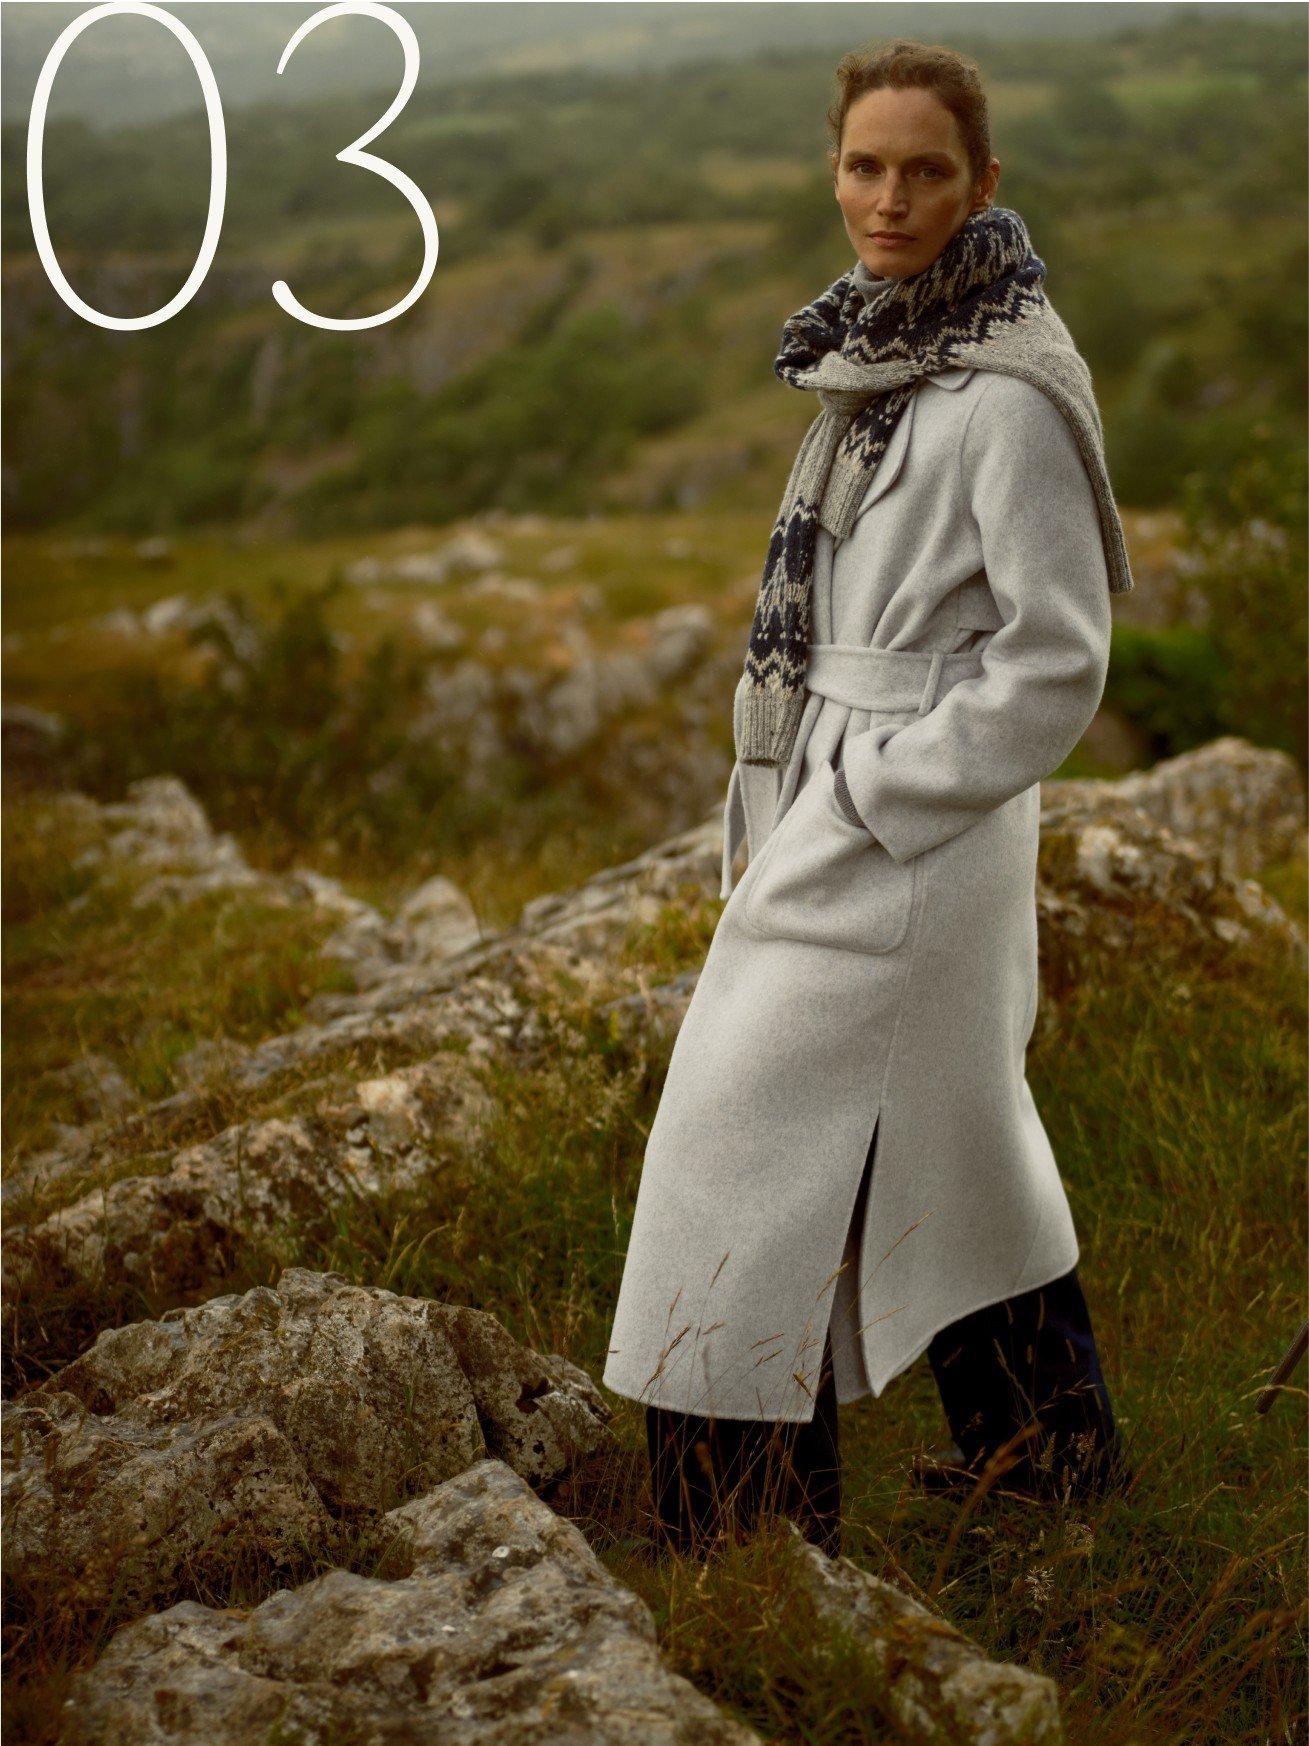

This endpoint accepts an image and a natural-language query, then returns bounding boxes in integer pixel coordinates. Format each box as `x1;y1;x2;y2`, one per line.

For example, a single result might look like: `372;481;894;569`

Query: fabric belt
802;642;984;715
719;642;986;898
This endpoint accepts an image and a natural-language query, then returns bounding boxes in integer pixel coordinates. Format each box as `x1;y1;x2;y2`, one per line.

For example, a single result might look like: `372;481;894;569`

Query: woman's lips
871;233;915;246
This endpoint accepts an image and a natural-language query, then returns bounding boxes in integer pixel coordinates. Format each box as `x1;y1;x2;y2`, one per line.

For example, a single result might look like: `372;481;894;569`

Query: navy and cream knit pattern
737;205;1134;769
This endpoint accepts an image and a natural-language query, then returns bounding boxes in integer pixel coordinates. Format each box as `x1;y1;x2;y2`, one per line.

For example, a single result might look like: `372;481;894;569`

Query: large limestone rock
781;1522;1064;1745
2;1391;333;1614
4;1055;495;1286
1038;741;1305;960
4;1271;611;1613
1045;734;1305;880
61;1458;759;1744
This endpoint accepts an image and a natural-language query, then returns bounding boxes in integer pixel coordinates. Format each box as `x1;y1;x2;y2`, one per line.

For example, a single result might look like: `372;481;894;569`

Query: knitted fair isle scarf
736;204;1134;770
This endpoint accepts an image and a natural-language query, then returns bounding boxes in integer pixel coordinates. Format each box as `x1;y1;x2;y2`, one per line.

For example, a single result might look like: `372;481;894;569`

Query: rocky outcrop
4;1272;611;1613
4;1391;332;1616
1045;734;1305;880
4;1056;496;1288
513;605;714;758
320;873;484;989
32;775;487;1018
59;775;383;918
782;1523;1063;1746
1038;740;1305;961
411;603;717;766
1;924;561;1235
61;1458;759;1745
345;528;506;586
89;589;272;665
39;593;716;949
8;734;1297;1741
8;739;1302;1295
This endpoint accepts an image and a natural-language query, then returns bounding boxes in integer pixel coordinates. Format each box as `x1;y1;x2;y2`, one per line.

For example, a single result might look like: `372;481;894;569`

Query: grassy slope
4;823;1304;1742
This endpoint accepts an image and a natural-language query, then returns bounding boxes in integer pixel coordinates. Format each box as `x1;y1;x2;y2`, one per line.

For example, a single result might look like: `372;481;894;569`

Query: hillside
4;11;1307;1738
4;3;1284;131
3;11;1305;535
3;728;1306;1741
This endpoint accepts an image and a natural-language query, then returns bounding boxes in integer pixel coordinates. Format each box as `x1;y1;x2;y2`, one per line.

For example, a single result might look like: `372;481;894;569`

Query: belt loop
918;651;945;716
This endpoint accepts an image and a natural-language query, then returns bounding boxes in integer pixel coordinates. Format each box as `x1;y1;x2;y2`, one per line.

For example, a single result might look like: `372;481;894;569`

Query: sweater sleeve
838;373;1113;863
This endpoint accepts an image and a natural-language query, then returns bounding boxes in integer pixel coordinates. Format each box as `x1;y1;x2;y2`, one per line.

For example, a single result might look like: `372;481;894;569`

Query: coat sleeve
838;373;1113;863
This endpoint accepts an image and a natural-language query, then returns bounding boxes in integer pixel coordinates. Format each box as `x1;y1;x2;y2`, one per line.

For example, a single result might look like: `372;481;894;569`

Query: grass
3;506;1305;1739
1;786;358;1171
5;866;1303;1742
588;914;1305;1745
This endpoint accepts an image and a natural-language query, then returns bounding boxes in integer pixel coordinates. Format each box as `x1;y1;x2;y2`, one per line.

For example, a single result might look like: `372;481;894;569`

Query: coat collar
850;363;975;524
926;366;976;390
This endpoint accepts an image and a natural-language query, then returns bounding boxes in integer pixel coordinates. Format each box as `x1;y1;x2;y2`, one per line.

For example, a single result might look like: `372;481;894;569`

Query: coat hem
849;1226;1083;1404
602;1225;1082;1421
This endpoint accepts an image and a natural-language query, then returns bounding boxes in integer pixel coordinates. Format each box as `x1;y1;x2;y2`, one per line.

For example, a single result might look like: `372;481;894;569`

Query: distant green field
2;10;1303;536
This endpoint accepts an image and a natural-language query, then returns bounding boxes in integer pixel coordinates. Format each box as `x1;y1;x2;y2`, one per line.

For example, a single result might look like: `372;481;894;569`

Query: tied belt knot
720;642;985;899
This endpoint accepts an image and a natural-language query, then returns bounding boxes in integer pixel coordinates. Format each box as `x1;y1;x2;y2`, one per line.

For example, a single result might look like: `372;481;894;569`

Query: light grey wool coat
603;362;1120;1423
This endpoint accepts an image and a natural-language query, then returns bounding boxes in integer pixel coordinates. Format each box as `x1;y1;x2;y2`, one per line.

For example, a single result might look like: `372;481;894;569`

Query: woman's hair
826;40;992;187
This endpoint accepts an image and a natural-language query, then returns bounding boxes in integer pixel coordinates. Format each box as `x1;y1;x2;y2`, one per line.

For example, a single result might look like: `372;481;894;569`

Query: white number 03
26;0;439;331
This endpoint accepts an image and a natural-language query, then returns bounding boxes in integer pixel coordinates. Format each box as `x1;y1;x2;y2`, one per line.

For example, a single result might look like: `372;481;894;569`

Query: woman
603;40;1135;1559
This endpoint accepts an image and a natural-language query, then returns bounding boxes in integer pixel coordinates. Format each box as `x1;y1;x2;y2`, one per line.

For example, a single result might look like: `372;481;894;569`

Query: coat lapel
852;367;976;523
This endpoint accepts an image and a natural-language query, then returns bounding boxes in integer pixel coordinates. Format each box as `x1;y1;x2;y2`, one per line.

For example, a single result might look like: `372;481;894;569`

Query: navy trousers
645;1322;843;1560
645;1130;1125;1556
926;1262;1123;1494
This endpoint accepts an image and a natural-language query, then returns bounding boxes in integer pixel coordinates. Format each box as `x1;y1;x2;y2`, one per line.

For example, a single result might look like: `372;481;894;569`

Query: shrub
1177;429;1308;767
1103;622;1227;759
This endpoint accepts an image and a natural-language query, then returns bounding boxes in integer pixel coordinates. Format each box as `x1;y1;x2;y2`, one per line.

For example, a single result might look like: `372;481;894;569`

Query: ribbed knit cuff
832;763;874;834
737;684;807;766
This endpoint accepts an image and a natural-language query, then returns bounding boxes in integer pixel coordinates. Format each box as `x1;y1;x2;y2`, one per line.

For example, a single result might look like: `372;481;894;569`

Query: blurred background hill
2;3;1304;535
2;0;1305;923
6;2;1294;129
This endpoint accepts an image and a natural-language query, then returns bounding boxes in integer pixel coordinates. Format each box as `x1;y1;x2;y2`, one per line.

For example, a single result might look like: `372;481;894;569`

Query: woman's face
832;86;1000;281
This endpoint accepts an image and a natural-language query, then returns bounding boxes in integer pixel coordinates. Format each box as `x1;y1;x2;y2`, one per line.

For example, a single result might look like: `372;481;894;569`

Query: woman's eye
851;163;944;177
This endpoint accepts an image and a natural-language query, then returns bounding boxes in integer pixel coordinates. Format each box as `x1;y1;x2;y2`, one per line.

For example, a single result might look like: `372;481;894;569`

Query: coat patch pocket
742;759;917;955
